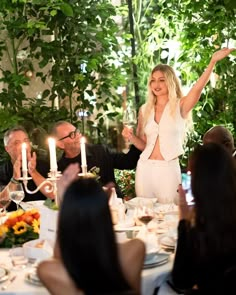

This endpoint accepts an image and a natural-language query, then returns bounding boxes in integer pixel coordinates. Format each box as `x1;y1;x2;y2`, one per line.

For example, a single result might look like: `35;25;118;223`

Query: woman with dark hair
171;143;236;294
38;177;145;295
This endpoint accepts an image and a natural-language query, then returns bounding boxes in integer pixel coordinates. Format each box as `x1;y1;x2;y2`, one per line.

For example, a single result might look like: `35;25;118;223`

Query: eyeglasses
58;129;80;141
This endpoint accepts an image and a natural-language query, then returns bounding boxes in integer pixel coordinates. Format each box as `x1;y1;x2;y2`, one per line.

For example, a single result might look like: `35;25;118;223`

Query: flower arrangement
114;169;136;200
0;209;40;248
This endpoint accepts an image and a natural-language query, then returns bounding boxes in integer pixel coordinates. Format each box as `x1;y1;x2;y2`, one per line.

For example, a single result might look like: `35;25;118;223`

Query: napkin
136;229;160;254
109;188;125;223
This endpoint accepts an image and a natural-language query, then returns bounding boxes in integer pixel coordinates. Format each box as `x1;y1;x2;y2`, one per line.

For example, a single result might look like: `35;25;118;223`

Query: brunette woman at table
171;143;236;294
122;48;235;204
38;177;145;295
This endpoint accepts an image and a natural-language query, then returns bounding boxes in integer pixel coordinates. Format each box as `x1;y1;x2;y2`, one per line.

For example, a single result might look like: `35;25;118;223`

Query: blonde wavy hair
141;64;192;138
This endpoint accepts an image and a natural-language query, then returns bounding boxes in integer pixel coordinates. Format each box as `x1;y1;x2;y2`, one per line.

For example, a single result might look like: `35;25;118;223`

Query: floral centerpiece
0;209;40;248
114;169;136;200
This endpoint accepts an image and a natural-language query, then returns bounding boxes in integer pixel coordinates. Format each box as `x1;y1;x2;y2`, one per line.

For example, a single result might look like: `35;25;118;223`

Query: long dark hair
189;143;236;258
58;177;132;294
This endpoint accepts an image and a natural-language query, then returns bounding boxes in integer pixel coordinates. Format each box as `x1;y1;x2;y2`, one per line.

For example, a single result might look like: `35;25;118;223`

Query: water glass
9;183;25;210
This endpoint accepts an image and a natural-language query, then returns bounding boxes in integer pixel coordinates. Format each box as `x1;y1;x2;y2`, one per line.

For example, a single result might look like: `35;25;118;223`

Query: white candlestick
48;138;57;172
22;143;28;173
80;137;87;170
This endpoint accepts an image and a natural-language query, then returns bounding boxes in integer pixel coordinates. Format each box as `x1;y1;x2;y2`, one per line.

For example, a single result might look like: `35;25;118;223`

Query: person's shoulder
121;238;145;254
88;143;111;153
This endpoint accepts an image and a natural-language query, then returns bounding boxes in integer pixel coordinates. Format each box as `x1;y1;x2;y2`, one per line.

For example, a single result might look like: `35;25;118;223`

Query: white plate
143;253;169;269
0;267;10;283
114;225;141;232
20;201;45;211
25;272;42;286
159;235;176;248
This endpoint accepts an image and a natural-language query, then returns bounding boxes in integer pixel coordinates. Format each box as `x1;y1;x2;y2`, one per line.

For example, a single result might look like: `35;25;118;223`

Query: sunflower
32;219;40;234
13;221;28;235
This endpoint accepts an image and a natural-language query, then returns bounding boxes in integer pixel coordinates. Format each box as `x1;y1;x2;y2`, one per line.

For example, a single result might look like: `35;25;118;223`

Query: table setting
109;195;179;295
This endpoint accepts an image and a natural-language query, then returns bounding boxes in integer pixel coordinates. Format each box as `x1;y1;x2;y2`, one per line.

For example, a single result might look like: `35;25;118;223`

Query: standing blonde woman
122;48;235;203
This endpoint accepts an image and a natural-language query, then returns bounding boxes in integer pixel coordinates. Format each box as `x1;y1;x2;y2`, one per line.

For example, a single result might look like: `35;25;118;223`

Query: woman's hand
211;48;235;63
122;126;133;141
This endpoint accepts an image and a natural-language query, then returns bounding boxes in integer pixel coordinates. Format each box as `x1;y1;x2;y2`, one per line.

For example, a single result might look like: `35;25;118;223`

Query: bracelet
10;177;21;184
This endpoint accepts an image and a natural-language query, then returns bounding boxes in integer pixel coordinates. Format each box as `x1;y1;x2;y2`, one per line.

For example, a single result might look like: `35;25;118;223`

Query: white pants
135;158;181;203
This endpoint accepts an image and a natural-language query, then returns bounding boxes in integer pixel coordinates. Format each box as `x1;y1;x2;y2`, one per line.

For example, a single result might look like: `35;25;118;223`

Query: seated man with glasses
51;121;141;197
0;126;52;211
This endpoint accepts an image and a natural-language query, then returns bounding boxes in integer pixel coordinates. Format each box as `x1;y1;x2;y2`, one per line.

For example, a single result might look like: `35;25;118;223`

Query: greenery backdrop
0;0;235;169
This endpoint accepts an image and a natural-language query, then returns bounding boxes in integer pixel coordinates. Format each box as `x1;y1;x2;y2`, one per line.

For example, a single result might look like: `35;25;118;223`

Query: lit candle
80;137;87;169
48;138;57;172
21;143;28;172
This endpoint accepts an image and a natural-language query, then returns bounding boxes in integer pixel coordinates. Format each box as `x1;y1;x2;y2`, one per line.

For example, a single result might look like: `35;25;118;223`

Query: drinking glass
136;198;155;239
0;185;11;216
9;183;25;210
122;109;137;129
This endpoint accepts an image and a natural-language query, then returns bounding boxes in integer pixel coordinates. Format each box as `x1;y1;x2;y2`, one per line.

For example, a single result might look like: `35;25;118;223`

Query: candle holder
78;166;96;179
19;170;62;206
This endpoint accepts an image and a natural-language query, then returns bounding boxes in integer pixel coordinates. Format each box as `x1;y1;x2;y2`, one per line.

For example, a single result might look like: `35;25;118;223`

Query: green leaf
60;3;74;17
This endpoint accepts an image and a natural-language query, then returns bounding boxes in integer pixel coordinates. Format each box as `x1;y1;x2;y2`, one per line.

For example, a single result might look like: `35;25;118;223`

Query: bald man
203;125;236;158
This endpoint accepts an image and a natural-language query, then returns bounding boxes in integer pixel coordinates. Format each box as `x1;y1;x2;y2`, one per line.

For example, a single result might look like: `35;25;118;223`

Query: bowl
23;239;53;261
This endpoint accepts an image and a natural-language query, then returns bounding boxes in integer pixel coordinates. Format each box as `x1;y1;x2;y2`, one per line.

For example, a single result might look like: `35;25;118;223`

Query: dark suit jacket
57;144;141;197
0;159;50;211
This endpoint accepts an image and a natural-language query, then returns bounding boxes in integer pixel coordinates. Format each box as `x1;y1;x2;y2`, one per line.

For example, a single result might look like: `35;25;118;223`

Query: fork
1;275;17;291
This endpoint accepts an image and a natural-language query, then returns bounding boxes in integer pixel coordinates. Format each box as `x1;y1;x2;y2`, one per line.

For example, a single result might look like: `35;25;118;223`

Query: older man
0;126;51;210
51;121;141;197
203;125;236;158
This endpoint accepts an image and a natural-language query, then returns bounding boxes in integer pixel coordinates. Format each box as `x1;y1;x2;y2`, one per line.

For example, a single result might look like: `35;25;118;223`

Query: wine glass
136;198;155;239
9;183;25;210
122;109;137;129
0;185;11;217
122;109;137;147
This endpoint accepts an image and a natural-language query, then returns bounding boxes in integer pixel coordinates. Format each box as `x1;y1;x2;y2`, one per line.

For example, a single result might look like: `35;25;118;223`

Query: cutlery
1;275;17;291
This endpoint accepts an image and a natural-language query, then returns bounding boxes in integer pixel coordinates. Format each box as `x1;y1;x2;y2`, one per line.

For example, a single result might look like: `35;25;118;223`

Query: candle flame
48;137;56;144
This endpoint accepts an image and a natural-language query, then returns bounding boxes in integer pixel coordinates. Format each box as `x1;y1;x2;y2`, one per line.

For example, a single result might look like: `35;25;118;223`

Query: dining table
0;200;178;295
0;246;173;295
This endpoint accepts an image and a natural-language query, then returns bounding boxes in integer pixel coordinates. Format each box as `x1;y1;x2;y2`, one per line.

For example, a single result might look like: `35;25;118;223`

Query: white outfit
135;101;186;203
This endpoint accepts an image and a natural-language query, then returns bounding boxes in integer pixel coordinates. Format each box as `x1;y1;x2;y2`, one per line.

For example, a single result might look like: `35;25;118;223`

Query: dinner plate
25;272;42;286
159;235;176;248
20;201;45;211
143;253;169;269
0;267;10;283
114;225;141;232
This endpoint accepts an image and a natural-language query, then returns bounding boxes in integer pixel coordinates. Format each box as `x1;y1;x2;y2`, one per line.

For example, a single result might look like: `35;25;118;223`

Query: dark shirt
0;159;50;211
172;219;236;294
57;144;141;197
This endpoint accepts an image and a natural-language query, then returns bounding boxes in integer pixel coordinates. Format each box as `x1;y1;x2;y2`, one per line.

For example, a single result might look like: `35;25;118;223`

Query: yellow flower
0;225;8;237
13;221;28;235
32;219;40;234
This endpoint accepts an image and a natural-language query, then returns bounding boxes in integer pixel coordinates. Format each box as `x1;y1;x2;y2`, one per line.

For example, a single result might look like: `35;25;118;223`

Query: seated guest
50;121;141;197
172;143;236;294
38;176;145;295
203;125;236;158
0;126;52;210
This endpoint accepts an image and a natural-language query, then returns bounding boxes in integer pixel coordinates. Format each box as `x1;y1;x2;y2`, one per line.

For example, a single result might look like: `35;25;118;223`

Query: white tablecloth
0;248;172;295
